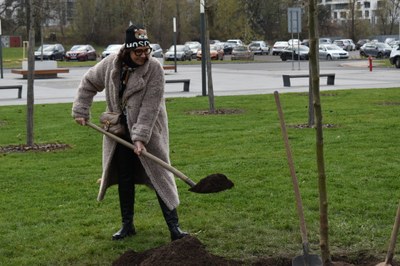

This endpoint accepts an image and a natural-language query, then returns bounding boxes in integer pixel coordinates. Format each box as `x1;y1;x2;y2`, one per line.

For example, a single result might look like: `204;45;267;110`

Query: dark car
223;42;236;55
65;45;97;61
280;45;309;61
34;44;65;61
356;39;370;50
360;42;392;58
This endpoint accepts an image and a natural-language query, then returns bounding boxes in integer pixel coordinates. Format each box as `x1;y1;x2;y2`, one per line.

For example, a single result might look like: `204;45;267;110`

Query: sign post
0;19;3;79
288;8;302;70
173;17;177;73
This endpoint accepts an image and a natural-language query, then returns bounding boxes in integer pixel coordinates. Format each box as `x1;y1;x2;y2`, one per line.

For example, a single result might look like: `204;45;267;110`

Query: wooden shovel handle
274;91;309;244
385;200;400;264
86;121;197;188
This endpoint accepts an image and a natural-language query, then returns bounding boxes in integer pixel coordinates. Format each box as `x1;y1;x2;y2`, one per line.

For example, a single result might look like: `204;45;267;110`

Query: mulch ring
112;235;393;266
0;143;70;153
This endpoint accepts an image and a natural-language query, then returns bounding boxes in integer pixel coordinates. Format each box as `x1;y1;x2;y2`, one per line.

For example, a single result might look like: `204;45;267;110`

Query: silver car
319;44;349;60
164;45;192;61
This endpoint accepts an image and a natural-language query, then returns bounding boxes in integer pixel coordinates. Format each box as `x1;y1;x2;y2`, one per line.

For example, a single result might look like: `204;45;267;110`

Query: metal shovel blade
292;254;322;266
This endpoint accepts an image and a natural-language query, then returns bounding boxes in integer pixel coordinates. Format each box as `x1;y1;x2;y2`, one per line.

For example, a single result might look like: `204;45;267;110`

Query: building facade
318;0;380;23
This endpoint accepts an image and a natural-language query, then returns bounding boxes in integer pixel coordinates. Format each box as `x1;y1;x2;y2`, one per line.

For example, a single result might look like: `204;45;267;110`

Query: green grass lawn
1;89;400;265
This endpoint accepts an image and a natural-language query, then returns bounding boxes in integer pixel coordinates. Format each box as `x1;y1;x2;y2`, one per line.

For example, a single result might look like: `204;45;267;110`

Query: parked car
288;39;301;46
101;44;122;59
360;42;392;58
248;41;270;55
280;45;309;61
226;39;243;47
231;45;254;61
389;44;400;68
65;44;97;61
223;42;236;55
150;43;163;58
184;41;201;58
333;39;355;51
272;41;289;55
196;44;224;60
319;38;333;44
34;43;65;61
318;44;349;60
164;45;192;61
356;39;370;50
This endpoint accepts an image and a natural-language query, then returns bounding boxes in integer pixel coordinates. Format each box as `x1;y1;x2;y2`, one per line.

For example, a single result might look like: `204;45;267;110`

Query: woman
72;24;188;241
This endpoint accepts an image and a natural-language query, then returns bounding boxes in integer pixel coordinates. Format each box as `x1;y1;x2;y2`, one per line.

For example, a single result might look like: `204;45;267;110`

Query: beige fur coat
72;52;179;210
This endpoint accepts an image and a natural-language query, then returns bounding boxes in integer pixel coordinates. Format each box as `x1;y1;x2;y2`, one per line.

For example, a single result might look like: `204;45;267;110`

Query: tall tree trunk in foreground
308;0;331;264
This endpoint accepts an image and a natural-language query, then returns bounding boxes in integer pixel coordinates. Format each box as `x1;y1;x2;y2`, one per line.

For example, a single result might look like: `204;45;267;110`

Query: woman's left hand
133;140;146;155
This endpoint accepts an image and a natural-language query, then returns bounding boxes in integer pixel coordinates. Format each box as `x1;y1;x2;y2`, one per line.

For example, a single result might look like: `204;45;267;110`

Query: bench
165;79;190;92
0;85;23;98
163;65;176;71
282;73;335;87
11;68;70;79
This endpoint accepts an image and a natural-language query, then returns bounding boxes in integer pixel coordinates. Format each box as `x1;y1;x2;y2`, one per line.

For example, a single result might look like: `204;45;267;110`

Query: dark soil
0;143;70;153
188;173;234;194
112;235;394;266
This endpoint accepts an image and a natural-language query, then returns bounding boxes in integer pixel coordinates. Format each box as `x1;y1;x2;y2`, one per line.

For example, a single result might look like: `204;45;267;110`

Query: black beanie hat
125;24;150;49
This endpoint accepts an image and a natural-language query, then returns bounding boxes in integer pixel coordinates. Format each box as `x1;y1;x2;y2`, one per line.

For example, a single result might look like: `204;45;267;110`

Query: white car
101;44;122;59
318;44;349;60
272;41;289;55
389;44;400;68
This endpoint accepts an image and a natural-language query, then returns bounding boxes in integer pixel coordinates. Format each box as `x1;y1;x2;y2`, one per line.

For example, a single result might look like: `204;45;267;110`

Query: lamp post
0;19;3;79
200;0;206;96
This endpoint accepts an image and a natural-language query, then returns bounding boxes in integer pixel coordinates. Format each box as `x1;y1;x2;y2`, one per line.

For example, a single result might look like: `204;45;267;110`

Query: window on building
340;11;347;19
364;2;370;8
365;10;369;18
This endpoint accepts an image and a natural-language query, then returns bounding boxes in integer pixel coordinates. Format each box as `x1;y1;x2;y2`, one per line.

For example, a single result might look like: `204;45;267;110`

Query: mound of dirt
112;235;388;266
0;143;70;153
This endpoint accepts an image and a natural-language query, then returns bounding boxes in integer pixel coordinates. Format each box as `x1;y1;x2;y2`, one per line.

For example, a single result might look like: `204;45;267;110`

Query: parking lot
0;54;397;106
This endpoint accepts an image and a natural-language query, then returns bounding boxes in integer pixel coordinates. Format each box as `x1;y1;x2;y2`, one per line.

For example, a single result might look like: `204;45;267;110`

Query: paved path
0;60;398;106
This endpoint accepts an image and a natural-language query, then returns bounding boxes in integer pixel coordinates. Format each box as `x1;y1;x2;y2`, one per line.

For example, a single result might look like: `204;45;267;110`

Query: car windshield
168;46;185;52
325;45;342;50
106;45;121;51
39;45;56;51
71;45;88;51
250;43;260;47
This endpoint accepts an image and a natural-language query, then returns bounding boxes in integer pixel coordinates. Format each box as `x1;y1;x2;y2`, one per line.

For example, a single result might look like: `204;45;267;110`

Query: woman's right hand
75;117;87;126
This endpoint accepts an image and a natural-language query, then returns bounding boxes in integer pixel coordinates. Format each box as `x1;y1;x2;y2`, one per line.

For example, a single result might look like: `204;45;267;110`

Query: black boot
113;144;136;241
157;194;188;241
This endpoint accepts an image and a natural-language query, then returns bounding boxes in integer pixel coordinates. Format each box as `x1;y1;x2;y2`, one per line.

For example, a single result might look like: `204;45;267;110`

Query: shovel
376;200;400;266
274;91;322;266
86;121;234;194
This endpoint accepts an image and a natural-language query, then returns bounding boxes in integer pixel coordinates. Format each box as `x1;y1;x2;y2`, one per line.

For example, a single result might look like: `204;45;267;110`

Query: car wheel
327;55;332;61
377;53;383;59
395;57;400;69
281;54;287;61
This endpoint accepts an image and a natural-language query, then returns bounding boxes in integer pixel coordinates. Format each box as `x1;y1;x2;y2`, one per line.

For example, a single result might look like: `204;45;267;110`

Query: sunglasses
132;47;152;56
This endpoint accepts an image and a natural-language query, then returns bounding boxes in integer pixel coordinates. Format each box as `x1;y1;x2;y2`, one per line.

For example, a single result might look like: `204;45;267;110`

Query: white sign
288;8;302;34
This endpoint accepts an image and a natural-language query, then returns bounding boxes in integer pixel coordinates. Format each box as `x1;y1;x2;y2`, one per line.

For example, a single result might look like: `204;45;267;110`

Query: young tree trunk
204;1;215;113
308;0;331;264
27;0;35;146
